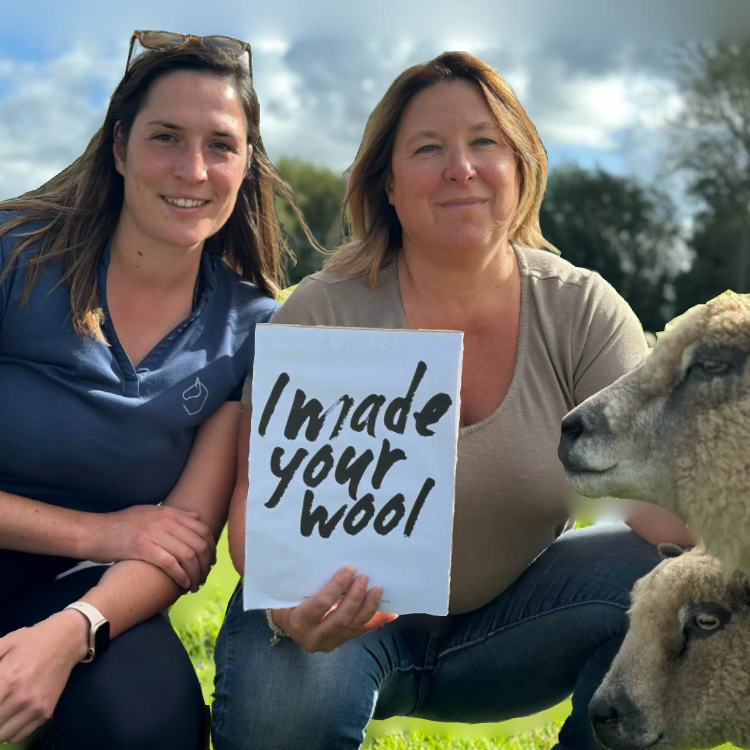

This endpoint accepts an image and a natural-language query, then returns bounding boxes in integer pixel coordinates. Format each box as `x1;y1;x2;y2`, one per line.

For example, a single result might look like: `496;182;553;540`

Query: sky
1;1;749;207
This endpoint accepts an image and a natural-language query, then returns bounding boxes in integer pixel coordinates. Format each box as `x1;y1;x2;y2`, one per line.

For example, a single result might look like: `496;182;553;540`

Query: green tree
539;166;684;332
668;42;750;306
275;157;347;285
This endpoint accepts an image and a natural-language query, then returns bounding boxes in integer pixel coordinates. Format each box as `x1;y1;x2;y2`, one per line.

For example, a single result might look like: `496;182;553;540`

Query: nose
558;411;585;465
175;145;208;183
444;146;476;184
589;689;647;747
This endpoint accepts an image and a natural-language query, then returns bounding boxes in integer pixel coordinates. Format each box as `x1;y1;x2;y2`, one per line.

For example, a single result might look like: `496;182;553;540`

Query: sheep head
559;291;750;575
589;549;750;750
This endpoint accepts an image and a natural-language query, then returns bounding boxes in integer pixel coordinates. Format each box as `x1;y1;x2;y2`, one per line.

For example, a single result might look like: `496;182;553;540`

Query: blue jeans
212;523;660;750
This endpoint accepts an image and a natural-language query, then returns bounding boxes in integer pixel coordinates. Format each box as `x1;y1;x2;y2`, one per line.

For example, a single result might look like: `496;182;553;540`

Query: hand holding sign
271;565;398;653
245;325;462;615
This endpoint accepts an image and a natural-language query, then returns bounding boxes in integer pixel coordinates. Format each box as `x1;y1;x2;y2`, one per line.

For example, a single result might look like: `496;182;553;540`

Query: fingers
3;713;44;744
360;611;399;634
348;586;384;631
164;508;216;555
323;575;371;629
299;565;357;622
144;544;192;590
163;525;214;590
153;536;204;592
286;569;393;653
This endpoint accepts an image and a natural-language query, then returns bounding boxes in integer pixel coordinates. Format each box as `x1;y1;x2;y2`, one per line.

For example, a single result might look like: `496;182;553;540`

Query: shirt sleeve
573;272;649;405
232;299;279;402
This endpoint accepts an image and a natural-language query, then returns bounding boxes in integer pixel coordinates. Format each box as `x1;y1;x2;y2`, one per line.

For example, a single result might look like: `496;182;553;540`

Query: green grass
170;533;739;750
169;534;571;750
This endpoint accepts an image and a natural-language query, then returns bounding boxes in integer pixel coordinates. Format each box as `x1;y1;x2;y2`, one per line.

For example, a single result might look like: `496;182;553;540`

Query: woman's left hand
0;610;89;743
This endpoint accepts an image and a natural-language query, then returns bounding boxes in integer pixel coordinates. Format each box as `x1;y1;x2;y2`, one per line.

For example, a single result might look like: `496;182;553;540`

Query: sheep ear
658;543;689;559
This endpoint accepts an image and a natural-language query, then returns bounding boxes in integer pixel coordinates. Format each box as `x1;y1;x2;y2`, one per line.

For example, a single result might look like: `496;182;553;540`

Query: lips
437;198;487;208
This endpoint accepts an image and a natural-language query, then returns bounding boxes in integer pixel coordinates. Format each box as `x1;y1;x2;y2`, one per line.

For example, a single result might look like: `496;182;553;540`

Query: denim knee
212;591;380;750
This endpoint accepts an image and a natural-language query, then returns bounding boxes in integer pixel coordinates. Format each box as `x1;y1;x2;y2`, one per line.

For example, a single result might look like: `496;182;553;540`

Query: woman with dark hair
215;51;698;750
0;30;316;750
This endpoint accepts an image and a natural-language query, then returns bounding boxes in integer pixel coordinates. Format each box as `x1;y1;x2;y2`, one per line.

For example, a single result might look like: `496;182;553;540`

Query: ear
113;122;126;176
245;143;254;178
385;173;394;205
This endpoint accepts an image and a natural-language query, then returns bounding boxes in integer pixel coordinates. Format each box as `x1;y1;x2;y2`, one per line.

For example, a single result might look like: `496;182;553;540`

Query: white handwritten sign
243;324;463;615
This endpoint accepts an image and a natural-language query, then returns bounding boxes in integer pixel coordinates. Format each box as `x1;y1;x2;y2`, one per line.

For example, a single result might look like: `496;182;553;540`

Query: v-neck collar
97;241;216;393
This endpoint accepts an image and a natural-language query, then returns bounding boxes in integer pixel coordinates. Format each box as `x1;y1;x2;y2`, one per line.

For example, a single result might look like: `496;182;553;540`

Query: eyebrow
145;119;238;139
404;121;501;144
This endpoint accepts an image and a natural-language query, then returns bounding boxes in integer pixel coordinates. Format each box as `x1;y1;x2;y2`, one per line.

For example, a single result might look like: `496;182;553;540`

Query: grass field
170;534;572;749
170;534;737;750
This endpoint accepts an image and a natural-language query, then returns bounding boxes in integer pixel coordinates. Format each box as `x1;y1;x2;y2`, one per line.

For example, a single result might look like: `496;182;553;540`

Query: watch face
94;621;111;657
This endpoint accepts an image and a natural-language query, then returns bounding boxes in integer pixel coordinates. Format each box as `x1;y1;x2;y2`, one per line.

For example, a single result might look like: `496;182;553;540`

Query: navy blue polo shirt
0;214;278;513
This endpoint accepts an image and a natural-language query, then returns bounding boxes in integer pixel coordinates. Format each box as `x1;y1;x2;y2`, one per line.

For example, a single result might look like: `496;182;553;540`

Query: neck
398;236;517;308
109;217;203;293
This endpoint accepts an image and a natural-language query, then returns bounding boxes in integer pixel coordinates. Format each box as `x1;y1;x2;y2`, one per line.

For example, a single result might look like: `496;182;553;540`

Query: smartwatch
64;602;111;663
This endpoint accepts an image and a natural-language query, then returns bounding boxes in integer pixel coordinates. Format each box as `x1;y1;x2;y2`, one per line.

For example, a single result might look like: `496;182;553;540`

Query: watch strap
64;601;109;663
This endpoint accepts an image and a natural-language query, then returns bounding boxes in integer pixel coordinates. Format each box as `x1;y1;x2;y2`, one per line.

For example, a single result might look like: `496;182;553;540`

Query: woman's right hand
88;505;216;592
271;566;398;653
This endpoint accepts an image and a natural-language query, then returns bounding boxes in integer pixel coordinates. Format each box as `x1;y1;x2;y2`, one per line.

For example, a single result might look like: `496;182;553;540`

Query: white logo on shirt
183;377;209;416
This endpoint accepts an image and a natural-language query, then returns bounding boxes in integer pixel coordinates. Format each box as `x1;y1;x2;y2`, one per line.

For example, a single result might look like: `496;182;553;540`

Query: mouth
594;730;665;750
437;199;487;209
162;196;210;209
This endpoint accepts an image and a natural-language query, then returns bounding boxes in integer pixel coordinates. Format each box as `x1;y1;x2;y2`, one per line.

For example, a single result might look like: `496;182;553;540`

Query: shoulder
0;212;46;259
517;245;647;400
517;244;634;323
518;244;604;290
272;264;401;328
210;257;280;328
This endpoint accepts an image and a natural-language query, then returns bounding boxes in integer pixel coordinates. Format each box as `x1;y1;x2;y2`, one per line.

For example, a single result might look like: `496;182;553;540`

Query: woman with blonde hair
216;51;697;749
0;30;316;750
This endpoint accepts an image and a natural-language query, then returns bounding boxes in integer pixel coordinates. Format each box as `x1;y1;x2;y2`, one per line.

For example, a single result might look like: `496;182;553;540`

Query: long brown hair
0;45;320;342
326;51;558;283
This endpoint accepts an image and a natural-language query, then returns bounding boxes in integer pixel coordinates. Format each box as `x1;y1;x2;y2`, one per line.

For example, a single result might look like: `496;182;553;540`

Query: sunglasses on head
126;30;253;79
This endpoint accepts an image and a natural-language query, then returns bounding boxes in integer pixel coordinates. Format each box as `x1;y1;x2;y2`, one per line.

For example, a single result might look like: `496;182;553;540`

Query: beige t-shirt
246;244;647;613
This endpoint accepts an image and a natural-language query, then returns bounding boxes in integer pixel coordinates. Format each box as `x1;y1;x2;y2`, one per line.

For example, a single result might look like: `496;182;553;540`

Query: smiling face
387;79;520;258
113;70;250;254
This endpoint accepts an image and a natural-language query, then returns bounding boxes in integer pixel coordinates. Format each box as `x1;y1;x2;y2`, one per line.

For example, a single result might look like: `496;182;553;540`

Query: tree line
276;42;750;334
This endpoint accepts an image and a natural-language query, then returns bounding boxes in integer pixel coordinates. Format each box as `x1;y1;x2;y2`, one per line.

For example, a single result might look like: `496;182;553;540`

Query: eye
700;361;729;374
415;144;439;154
211;141;236;153
685;359;732;380
153;133;177;143
472;137;496;146
694;613;722;631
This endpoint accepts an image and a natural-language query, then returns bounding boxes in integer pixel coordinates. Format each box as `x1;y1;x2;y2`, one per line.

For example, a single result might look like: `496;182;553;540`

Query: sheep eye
700;361;729;374
694;613;722;631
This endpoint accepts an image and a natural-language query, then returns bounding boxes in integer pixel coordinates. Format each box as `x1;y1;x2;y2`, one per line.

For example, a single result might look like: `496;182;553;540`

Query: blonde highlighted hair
326;50;558;283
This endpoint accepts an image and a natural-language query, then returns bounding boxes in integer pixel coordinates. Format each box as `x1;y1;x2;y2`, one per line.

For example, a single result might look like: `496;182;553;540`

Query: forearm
81;560;183;639
0;490;94;559
227;484;246;577
81;401;241;638
624;499;701;548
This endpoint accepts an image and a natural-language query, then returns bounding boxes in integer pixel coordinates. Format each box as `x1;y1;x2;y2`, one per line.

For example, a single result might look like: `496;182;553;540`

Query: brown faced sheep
588;548;750;750
558;291;750;576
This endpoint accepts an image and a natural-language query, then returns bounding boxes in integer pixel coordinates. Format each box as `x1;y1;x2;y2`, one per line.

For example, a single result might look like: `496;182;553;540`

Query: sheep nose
589;689;646;747
558;411;585;465
589;697;620;729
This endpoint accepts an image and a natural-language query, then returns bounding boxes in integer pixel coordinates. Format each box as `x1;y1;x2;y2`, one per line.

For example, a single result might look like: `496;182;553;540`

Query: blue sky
1;0;748;205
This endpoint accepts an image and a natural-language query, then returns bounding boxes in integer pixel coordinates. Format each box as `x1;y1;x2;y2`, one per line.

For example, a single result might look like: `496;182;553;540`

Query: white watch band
64;602;108;663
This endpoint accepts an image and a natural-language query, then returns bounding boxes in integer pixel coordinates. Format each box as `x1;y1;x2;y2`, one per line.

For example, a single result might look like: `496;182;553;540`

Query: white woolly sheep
558;291;750;577
588;547;750;750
